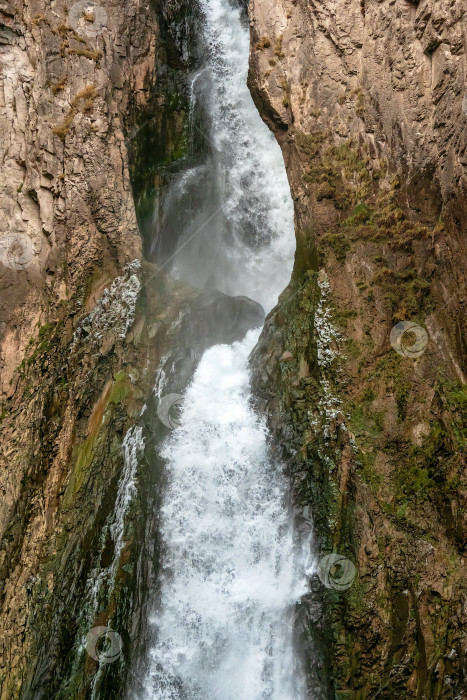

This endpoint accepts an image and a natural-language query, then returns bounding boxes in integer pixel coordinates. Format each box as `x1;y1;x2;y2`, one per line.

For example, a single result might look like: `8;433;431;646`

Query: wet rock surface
160;291;265;393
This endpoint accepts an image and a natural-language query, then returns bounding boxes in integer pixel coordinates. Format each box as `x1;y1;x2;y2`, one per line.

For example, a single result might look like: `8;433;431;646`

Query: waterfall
158;0;295;311
139;0;312;697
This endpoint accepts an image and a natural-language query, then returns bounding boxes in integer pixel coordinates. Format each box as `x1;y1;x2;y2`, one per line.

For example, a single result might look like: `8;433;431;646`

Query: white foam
142;332;310;699
168;0;295;312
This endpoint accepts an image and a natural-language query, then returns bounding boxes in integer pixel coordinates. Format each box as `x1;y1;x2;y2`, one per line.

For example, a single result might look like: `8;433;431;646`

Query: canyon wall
0;0;191;695
0;0;154;694
249;0;466;697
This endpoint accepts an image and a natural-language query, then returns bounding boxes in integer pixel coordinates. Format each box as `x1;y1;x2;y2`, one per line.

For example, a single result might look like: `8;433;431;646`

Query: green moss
39;322;54;339
357;449;382;491
63;373;130;506
295;130;327;158
321;232;351;262
344;337;360;358
350;400;384;443
303;138;377;221
293;232;319;281
394;455;433;502
316;181;336;201
63;435;98;506
108;371;130;405
346;575;366;618
361;386;375;402
302;136;440;279
344;203;373;226
373;255;388;266
127;78;191;254
395;379;411;422
379;379;467;510
27;322;57;365
444;383;467;450
372;351;407;384
407;381;467;494
256;127;464;696
333;308;358;328
369;267;432;321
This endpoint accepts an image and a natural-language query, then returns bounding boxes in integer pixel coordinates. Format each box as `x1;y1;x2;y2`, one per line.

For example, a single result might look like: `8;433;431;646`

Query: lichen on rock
71;260;142;351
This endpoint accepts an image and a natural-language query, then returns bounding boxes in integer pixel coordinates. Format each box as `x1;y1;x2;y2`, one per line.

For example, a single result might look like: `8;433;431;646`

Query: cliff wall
249;0;466;697
0;0;172;695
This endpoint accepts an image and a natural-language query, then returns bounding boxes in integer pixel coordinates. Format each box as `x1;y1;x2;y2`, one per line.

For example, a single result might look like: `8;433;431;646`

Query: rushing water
140;0;312;697
157;0;294;311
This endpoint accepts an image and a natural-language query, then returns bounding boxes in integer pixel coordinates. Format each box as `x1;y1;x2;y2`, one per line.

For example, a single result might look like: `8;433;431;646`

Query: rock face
0;0;151;692
248;0;466;697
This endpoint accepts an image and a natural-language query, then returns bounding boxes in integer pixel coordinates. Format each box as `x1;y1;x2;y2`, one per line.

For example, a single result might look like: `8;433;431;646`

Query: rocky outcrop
0;0;146;690
249;0;466;697
0;0;164;693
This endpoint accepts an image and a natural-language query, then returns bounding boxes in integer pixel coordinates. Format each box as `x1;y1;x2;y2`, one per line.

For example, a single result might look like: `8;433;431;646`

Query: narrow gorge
0;1;465;699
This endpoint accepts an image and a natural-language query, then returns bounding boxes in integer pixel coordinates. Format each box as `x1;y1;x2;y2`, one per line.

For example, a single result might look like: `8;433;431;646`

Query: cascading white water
143;332;310;700
163;0;295;310
140;1;312;698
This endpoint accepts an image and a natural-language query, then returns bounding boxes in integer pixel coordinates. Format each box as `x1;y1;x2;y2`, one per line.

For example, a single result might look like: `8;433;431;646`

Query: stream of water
140;0;312;697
